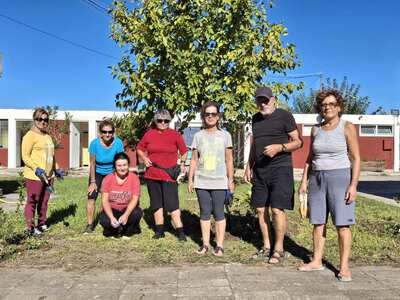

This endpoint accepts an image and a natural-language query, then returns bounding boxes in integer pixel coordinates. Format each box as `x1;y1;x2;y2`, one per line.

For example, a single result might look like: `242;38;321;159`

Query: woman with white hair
137;110;188;241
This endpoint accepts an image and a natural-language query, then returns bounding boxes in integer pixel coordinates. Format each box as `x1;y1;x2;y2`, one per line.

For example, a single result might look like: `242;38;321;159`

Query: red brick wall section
126;148;138;167
54;121;70;170
0;149;7;167
291;124;395;169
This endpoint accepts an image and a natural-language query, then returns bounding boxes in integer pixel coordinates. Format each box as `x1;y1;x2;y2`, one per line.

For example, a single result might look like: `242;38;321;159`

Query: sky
0;0;399;113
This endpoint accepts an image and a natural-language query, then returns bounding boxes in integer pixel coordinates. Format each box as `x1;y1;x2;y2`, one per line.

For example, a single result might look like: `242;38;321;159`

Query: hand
180;164;186;174
118;214;128;226
243;167;252;184
298;181;308;195
35;168;45;177
188;180;194;193
142;157;152;168
263;144;283;158
87;182;97;195
54;168;65;179
228;181;235;193
111;217;120;228
345;185;357;204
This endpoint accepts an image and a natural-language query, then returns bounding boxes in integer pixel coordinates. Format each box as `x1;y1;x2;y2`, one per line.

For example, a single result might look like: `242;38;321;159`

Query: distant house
0;109;399;172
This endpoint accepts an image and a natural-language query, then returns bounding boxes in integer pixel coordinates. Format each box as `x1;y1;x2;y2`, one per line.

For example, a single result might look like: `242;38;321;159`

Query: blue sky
0;0;399;113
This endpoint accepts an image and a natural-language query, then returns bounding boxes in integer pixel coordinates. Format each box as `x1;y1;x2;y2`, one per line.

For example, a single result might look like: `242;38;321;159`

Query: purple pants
25;179;51;230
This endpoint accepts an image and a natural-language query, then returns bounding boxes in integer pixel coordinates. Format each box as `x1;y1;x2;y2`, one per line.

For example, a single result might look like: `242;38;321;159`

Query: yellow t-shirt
22;130;55;180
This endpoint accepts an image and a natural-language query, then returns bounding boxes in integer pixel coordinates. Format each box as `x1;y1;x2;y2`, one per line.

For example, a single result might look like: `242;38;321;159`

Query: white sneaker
38;225;49;232
28;228;42;236
121;235;131;240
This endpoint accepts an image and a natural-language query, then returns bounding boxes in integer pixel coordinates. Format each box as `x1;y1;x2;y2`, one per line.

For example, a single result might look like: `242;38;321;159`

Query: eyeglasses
320;102;338;108
35;118;49;123
156;119;170;124
101;130;114;134
204;112;218;118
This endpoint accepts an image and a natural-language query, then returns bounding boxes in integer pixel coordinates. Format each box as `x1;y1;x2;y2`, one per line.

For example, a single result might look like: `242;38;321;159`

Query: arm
101;192;117;225
299;127;316;195
137;149;152;167
263;128;303;157
345;122;361;203
177;133;188;173
21;133;38;171
225;148;235;192
188;149;198;193
244;135;255;183
119;195;139;225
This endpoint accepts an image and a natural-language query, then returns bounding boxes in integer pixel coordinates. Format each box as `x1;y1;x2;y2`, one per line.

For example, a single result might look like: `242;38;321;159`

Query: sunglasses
35;118;49;123
256;97;270;105
156;119;170;124
101;130;114;134
204;112;218;118
320;102;338;109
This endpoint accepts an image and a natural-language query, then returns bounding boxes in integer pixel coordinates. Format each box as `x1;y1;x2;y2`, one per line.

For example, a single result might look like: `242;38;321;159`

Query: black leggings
99;207;142;237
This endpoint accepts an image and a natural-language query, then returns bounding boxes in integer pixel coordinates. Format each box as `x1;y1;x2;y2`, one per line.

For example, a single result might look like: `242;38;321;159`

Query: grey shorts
309;168;355;226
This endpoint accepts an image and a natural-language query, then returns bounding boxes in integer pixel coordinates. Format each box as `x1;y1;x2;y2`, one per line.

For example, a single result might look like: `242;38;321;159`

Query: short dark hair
113;152;130;169
314;89;345;116
98;119;115;132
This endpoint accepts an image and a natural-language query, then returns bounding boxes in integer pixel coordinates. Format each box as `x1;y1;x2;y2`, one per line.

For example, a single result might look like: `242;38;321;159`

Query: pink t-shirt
101;172;141;211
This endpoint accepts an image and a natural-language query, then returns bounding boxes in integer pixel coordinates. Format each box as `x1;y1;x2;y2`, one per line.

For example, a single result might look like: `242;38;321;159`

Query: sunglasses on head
204;112;218;118
156;119;170;124
35;117;49;123
101;130;114;134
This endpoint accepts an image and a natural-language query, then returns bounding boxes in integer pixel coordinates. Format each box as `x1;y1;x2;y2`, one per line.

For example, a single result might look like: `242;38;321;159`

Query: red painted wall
126;148;138;167
0;149;7;166
291;124;394;169
53;121;70;170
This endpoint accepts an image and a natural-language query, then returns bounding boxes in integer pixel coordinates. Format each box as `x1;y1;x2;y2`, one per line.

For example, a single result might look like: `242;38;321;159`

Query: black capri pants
195;189;226;221
146;179;179;212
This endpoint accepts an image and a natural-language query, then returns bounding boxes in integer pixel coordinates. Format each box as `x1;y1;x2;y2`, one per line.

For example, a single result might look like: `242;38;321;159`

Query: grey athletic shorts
195;189;226;221
308;168;355;226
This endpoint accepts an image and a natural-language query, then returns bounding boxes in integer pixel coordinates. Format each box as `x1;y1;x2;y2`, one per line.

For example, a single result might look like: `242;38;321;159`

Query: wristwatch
281;144;287;152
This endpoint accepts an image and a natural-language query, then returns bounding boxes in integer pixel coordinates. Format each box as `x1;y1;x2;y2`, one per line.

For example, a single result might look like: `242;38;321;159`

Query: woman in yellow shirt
21;108;64;236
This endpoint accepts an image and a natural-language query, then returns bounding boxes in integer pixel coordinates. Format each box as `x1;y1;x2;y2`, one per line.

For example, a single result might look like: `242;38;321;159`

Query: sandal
196;245;209;255
268;250;288;264
213;246;224;257
252;247;271;260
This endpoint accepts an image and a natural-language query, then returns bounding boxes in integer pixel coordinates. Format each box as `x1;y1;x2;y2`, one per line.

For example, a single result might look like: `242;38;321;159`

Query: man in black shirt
244;86;302;264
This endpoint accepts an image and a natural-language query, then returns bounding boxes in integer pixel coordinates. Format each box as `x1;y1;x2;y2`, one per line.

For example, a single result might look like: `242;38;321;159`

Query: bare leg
170;209;183;228
271;208;287;252
337;226;352;278
200;219;211;247
215;219;226;248
298;224;326;270
154;208;164;225
256;207;272;249
86;199;95;225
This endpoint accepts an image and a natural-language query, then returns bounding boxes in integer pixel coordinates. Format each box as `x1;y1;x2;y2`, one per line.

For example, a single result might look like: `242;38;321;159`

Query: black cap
255;87;273;100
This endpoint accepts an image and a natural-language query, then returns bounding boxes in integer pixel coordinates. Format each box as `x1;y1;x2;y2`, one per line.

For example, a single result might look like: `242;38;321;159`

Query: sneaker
27;228;42;237
37;224;49;232
121;235;131;240
83;224;94;234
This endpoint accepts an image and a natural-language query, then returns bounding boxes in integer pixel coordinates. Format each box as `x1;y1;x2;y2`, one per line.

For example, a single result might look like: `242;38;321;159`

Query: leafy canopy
292;76;370;114
110;0;301;144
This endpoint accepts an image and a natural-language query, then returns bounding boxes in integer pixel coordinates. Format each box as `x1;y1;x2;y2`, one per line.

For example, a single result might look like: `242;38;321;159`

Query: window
0;120;8;148
360;125;393;136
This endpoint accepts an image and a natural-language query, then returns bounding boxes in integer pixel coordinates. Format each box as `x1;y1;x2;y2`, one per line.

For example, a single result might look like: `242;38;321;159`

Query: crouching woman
99;152;142;238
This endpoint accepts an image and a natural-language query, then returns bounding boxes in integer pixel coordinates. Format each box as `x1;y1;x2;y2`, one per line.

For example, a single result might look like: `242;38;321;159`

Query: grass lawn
1;176;399;270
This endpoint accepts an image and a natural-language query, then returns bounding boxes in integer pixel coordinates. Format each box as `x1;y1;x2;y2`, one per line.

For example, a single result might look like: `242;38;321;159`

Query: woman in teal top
84;119;124;234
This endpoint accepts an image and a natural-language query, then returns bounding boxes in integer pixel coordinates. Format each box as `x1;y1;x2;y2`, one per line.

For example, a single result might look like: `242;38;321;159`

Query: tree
292;76;370;114
110;0;301;143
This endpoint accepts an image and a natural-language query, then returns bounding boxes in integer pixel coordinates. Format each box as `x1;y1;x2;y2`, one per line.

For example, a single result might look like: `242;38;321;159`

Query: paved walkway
1;265;399;299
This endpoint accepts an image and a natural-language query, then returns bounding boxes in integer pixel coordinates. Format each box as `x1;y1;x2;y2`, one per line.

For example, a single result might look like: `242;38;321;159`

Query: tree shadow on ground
0;180;20;194
47;203;77;227
142;207;203;245
226;211;338;274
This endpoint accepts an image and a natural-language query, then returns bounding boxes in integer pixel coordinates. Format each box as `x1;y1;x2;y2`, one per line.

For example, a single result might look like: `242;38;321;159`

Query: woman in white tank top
298;90;360;282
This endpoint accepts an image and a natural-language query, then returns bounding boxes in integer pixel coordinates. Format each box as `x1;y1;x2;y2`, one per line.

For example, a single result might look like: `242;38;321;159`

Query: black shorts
88;173;106;200
146;179;179;212
251;166;294;210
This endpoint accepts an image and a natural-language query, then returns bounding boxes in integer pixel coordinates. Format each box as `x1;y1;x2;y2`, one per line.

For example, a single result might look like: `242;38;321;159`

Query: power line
0;12;119;60
81;0;109;16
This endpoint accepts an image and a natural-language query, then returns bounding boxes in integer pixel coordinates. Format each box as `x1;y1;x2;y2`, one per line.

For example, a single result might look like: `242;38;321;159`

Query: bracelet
90;180;96;184
281;144;287;152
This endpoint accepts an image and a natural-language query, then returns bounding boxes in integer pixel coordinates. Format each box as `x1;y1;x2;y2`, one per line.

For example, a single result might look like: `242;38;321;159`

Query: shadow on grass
47;203;77;227
0;180;20;194
142;208;203;245
226;211;339;274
